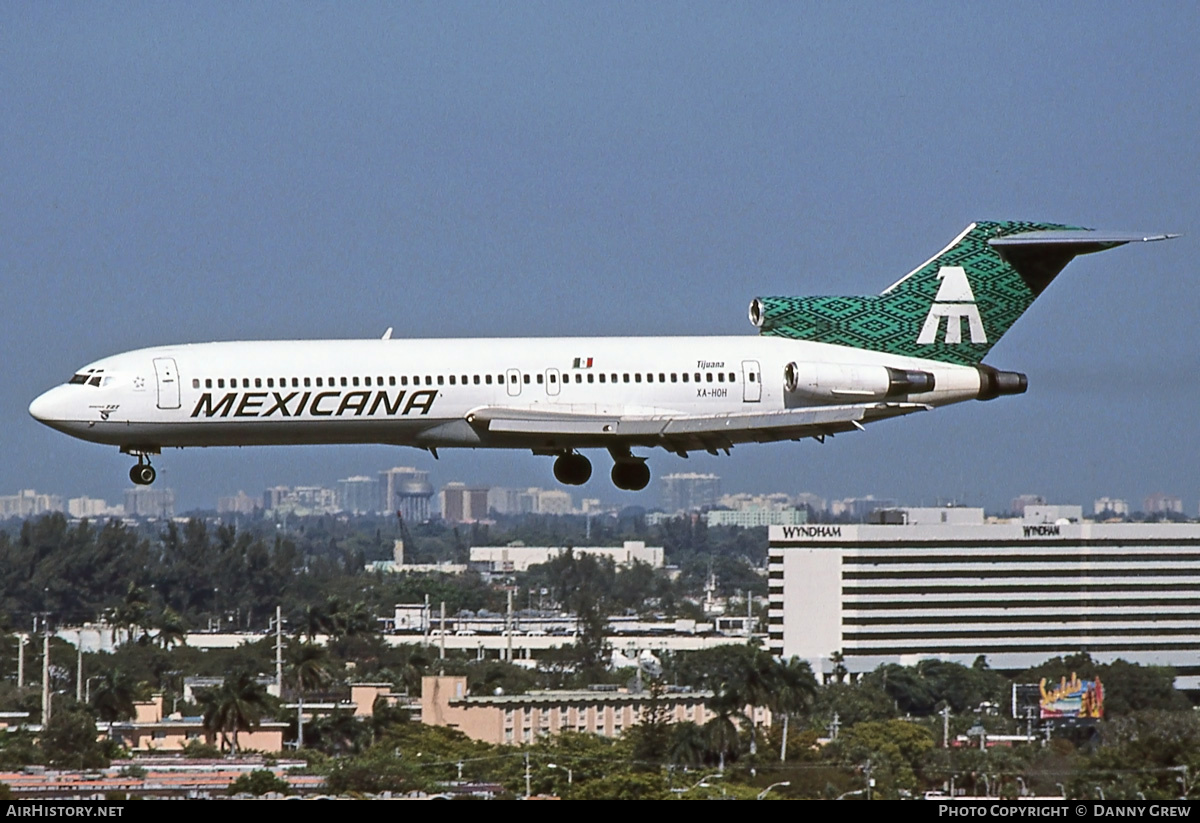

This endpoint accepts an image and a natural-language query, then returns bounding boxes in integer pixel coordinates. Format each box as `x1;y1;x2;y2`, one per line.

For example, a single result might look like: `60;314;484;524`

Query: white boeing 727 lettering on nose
29;221;1175;491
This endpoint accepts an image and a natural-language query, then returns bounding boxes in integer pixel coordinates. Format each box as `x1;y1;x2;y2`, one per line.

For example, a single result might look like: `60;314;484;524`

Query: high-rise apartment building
124;487;176;518
336;476;380;515
659;473;721;513
440;483;490;522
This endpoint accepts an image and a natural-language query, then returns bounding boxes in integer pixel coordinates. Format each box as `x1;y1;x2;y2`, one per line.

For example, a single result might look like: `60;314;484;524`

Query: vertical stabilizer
748;221;1163;365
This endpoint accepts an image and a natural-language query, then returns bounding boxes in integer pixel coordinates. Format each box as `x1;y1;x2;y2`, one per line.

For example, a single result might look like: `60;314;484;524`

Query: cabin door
741;360;761;403
153;357;181;409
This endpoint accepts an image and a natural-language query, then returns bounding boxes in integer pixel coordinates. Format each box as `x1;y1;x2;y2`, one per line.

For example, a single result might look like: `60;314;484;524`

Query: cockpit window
68;368;106;387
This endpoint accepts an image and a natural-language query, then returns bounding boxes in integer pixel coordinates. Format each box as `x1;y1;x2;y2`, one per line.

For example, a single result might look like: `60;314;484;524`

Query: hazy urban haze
4;3;1199;512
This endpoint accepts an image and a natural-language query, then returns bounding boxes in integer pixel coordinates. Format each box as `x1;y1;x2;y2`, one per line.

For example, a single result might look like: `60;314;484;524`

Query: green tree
306;709;369;756
571;772;671;800
89;669;140;724
704;700;742;772
152;607;187;649
41;703;108;770
810;681;898;730
228;769;291;796
773;656;818;760
325;745;427;795
199;669;272;755
864;663;938;715
112;583;152;645
831;719;935;798
667;722;708;769
287;641;334;694
182;739;221;758
627;678;672;768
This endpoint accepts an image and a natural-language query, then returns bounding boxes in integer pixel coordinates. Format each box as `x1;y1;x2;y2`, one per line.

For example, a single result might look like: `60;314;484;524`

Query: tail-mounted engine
783;362;935;404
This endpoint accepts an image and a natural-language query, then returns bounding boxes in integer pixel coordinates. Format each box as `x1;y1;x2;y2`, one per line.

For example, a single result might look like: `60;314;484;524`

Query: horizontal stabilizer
990;230;1178;247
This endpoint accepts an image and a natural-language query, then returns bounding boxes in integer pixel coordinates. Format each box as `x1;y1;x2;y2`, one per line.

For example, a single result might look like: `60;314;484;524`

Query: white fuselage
29;335;986;455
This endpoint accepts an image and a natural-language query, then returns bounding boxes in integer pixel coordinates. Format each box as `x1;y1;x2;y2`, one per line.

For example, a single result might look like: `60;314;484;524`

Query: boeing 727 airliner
29;222;1175;491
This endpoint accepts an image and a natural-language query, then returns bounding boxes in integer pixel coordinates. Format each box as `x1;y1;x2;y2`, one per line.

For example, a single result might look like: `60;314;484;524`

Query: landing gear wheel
611;461;650;491
130;464;156;486
553;453;592;486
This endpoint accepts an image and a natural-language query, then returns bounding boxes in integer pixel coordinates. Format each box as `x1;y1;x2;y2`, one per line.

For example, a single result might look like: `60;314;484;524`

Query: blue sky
3;3;1198;512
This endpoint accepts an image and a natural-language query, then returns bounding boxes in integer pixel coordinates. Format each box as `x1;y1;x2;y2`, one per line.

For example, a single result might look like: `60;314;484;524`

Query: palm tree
830;650;848;684
199;669;271;755
90;669;139;725
704;645;775;758
301;603;331;642
668;721;708;770
112;583;151;645
704;701;741;773
306;709;368;756
736;648;779;756
288;641;334;695
773;657;818;761
318;597;377;642
152;607;187;649
287;641;334;749
389;645;430;696
341;601;377;638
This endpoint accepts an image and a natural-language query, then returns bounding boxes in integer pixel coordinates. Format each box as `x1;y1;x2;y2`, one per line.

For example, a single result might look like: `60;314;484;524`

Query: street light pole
41;618;50;724
757;781;791;800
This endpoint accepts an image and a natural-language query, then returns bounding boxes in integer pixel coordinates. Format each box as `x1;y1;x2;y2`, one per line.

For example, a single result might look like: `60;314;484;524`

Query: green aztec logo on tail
751;221;1092;366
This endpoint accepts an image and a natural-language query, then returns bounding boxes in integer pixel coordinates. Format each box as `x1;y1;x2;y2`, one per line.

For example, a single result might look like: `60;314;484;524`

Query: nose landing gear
123;448;158;486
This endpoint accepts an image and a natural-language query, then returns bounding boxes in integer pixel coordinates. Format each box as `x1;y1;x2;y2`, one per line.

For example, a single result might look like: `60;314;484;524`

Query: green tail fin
752;220;1115;365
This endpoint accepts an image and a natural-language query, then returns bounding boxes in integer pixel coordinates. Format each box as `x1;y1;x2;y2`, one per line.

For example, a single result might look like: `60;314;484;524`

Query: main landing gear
553;452;593;486
124;449;157;486
550;449;651;491
610;459;650;491
608;447;650;491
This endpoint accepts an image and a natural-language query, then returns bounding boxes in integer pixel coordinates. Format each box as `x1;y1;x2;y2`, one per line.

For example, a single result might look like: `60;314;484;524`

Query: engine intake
886;367;935;397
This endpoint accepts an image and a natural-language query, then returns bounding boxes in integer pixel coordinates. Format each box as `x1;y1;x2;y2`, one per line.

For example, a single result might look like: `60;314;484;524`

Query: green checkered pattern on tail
756;221;1085;366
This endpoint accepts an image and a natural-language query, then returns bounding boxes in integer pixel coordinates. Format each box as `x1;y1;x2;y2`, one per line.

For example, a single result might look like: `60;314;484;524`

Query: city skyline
3;458;1192;521
5;6;1198;516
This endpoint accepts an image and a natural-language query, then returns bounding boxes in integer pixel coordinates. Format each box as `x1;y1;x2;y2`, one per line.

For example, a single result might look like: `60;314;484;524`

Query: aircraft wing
466;402;929;454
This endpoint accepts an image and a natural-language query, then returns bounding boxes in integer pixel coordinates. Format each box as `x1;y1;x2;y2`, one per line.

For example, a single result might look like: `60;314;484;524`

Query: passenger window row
190;371;741;390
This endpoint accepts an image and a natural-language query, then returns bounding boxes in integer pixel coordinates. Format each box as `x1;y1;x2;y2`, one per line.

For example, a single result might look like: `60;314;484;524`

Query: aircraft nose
29;387;65;424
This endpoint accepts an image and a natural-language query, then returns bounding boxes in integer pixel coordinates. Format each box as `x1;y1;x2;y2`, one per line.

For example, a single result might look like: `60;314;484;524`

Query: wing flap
470;403;929;450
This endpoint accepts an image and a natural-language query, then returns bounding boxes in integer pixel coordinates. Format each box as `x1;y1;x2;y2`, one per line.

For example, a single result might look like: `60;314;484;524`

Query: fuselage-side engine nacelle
783;362;935;404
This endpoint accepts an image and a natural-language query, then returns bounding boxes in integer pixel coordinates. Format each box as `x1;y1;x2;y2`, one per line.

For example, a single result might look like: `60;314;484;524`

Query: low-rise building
111;694;287;753
870;507;984;526
706;508;807;527
470;541;663;575
420;675;769;745
367;539;469;575
67;496;123;519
